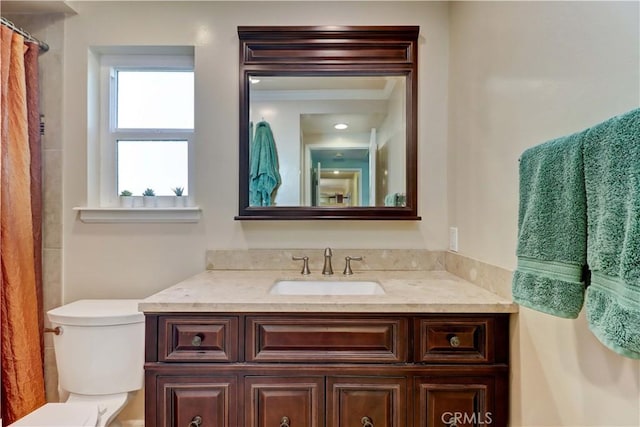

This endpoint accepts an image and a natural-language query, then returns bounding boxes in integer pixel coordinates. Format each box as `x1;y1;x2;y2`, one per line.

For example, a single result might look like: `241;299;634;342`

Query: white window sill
73;206;202;223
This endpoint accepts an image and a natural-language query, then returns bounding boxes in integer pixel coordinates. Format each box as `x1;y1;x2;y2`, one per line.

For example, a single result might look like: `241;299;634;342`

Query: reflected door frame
303;143;369;206
318;167;362;207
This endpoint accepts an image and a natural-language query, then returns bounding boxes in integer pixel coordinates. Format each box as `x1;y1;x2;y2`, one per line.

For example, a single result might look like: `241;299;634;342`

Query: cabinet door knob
361;416;374;427
280;416;290;427
449;335;461;347
192;334;203;347
189;415;202;427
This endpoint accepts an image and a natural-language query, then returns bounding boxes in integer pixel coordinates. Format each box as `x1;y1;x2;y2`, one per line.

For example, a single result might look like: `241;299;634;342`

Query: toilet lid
8;403;98;426
47;299;144;326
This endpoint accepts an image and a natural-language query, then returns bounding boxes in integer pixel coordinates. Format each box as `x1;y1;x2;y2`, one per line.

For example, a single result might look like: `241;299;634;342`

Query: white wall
448;2;640;426
379;76;407;196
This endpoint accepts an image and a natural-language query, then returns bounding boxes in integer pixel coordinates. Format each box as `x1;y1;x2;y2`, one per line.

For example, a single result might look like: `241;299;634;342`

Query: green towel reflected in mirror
250;121;281;206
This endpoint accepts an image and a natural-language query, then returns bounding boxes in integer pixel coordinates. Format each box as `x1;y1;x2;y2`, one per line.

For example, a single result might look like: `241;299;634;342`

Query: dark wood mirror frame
237;26;420;220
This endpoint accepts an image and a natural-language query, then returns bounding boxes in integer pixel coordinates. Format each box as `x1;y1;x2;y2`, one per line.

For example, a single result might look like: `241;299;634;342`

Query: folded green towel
583;108;640;359
512;130;588;318
250;121;281;206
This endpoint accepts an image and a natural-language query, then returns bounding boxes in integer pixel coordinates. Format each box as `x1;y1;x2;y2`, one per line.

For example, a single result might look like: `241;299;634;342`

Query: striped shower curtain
0;25;46;423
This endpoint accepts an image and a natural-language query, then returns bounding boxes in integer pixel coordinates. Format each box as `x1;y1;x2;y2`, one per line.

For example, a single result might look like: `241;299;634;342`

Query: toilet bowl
9;300;145;427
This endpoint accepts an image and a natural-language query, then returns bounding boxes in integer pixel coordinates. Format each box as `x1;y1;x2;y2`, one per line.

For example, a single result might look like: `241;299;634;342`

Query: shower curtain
0;25;46;424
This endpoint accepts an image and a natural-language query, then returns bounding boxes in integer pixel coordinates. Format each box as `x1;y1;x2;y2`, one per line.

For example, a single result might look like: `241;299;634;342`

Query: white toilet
10;299;145;427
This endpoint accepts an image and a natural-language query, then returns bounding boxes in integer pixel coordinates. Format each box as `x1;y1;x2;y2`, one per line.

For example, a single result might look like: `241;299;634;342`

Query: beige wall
62;3;448;420
448;1;640;426
62;1;451;304
9;1;640;425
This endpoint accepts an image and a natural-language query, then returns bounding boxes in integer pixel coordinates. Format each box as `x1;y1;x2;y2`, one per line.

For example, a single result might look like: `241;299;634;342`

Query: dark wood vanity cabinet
145;314;509;427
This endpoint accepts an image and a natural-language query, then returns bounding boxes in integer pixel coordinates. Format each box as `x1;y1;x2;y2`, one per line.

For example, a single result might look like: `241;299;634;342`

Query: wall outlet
449;227;459;252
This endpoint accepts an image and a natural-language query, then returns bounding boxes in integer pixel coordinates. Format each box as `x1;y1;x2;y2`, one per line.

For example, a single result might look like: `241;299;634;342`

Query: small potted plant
172;186;186;207
142;188;156;207
119;189;134;208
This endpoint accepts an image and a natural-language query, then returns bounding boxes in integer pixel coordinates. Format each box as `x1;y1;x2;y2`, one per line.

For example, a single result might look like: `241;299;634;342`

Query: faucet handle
292;255;311;275
343;256;363;275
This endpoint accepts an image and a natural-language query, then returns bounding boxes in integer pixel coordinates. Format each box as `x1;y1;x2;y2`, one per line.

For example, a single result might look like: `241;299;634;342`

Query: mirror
237;26;420;220
250;75;406;208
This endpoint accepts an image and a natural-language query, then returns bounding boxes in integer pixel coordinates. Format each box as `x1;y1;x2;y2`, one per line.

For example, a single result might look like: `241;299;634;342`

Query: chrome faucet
343;256;363;275
292;255;311;275
322;247;333;275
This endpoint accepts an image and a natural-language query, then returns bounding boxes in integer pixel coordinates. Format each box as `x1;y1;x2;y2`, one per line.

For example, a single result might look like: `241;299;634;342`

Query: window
117;140;188;196
98;52;194;206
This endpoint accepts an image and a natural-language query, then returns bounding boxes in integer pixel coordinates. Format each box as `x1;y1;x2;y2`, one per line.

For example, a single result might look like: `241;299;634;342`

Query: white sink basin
270;280;385;295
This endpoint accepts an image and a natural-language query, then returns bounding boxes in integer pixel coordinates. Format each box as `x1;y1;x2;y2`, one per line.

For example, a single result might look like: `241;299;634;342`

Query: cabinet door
245;376;324;427
157;376;238;427
327;376;407;427
415;377;498;427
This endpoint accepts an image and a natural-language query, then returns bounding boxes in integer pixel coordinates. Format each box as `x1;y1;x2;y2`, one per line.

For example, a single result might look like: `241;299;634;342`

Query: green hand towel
250;121;281;206
583;108;640;359
512;130;588;318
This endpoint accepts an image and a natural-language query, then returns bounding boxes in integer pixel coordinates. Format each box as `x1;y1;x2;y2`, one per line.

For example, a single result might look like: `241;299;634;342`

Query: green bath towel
512;129;589;318
583;108;640;359
250;121;281;206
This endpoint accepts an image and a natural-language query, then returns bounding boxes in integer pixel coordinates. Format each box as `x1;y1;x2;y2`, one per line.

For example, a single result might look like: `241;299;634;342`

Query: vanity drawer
246;316;409;363
415;317;495;363
159;316;239;362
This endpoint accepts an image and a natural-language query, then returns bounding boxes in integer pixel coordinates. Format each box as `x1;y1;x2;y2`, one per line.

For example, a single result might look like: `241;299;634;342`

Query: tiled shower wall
41;14;65;402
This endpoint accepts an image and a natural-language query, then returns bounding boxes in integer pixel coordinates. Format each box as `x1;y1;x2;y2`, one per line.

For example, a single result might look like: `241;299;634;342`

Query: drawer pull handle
361;416;374;427
280;416;290;427
189;415;202;427
191;334;204;347
449;335;461;347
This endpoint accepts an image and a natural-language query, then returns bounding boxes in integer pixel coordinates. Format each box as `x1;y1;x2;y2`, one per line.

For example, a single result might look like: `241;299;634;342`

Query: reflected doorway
312;167;362;206
307;148;370;207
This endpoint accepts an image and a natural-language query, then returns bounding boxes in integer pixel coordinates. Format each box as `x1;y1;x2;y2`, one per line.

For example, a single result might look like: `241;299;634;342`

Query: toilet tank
47;299;145;396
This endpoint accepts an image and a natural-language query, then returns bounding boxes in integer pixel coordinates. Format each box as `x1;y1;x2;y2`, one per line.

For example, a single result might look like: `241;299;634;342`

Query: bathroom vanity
140;269;516;427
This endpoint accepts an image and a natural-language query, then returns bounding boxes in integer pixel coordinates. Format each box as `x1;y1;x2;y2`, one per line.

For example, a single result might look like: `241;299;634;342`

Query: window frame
99;54;195;207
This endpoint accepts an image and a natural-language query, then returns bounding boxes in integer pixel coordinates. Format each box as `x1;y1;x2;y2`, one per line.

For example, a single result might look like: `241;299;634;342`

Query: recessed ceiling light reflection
334;123;348;130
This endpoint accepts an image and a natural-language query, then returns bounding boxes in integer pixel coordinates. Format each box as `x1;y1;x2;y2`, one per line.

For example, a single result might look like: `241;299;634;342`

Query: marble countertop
139;270;517;313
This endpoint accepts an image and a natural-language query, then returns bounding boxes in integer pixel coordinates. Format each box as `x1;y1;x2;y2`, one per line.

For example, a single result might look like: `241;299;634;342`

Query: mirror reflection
249;76;407;208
